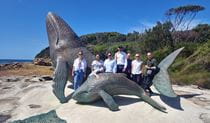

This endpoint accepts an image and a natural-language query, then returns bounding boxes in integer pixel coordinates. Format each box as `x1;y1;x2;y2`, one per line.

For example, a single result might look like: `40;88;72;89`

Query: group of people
72;46;160;95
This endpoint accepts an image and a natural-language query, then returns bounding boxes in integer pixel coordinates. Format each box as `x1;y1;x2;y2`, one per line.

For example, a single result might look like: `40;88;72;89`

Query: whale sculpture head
46;12;83;66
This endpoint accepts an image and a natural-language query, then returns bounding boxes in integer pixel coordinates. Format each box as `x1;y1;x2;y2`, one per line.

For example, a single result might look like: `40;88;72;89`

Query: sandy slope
0;76;210;123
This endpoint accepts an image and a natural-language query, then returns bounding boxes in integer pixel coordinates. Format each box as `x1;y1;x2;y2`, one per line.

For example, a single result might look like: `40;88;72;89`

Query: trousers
74;70;84;90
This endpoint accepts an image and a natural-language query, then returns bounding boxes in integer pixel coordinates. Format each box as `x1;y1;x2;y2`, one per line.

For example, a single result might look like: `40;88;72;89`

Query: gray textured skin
46;12;94;103
72;48;184;112
46;12;183;112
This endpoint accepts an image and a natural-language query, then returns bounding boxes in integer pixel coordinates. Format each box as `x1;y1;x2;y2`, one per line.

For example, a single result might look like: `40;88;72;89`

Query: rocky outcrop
33;58;52;66
0;63;23;71
0;77;209;123
35;47;50;59
34;47;52;66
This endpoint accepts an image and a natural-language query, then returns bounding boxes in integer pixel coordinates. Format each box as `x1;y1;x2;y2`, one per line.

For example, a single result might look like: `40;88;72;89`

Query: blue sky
0;0;209;59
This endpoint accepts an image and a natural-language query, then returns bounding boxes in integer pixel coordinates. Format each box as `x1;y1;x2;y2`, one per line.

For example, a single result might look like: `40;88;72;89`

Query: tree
165;5;205;31
143;21;173;51
193;24;210;43
165;5;205;49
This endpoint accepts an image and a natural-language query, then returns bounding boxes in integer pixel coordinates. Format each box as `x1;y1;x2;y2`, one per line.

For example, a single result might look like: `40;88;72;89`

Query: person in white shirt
72;51;87;90
131;53;143;85
115;46;127;73
89;54;104;77
104;52;117;73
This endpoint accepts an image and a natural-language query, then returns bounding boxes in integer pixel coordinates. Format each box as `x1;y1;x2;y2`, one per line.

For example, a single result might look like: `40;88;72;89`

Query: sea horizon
0;59;33;64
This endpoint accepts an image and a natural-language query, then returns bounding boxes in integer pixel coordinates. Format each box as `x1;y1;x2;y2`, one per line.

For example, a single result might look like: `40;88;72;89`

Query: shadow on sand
76;95;141;110
160;93;202;111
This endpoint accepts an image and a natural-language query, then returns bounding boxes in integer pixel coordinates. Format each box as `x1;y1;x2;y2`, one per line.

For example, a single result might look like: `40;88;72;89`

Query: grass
169;41;210;89
171;72;210;86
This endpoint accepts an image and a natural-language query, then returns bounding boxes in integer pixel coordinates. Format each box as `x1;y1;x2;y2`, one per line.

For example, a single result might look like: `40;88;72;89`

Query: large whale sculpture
46;12;95;103
46;12;183;111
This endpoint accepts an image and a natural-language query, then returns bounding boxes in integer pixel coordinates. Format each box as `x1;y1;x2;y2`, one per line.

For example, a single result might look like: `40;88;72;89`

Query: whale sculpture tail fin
153;47;184;97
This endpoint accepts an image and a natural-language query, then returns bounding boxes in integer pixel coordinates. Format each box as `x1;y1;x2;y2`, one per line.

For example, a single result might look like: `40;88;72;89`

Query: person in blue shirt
104;52;117;73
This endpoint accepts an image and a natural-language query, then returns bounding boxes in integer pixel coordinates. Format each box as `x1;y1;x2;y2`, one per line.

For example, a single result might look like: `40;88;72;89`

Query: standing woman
72;51;87;90
89;54;104;77
131;53;144;85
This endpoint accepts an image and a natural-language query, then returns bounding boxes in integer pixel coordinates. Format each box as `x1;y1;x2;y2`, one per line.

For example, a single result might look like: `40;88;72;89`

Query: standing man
72;51;87;90
131;53;144;85
104;52;117;73
124;53;132;79
115;46;127;73
143;52;160;94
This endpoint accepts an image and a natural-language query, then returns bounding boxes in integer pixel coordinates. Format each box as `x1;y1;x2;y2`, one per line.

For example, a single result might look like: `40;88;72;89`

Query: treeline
36;23;210;60
82;23;210;56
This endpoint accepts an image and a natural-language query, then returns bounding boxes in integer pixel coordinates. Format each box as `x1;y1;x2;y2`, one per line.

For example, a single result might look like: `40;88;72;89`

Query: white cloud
128;19;210;33
180;19;209;30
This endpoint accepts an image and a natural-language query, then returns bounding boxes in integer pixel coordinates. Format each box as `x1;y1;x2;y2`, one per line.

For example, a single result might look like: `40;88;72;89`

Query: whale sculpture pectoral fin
153;47;184;97
140;93;167;113
53;59;69;103
99;90;119;111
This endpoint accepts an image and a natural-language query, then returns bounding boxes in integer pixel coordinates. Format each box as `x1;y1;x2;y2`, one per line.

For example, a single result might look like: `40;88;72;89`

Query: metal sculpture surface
46;12;94;103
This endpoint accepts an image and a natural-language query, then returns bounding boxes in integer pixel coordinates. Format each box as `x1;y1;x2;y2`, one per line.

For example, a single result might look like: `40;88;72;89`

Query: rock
6;77;21;82
1;76;22;82
0;114;11;123
29;77;44;82
0;63;23;71
200;113;210;123
28;104;41;109
33;58;52;66
23;78;31;82
2;86;12;89
12;110;66;123
0;77;210;123
41;75;53;81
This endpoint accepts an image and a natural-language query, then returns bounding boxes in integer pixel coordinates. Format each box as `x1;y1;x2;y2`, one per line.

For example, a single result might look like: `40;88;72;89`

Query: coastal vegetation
35;5;210;88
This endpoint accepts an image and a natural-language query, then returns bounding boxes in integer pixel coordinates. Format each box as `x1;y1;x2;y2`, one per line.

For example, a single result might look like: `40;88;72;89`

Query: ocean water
0;59;33;64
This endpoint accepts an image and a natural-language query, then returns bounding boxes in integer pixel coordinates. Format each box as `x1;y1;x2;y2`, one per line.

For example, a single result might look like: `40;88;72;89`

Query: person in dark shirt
125;53;132;79
143;52;160;95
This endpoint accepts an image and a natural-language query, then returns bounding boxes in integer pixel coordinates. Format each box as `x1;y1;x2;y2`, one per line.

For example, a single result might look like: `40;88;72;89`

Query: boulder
41;75;53;81
0;63;23;71
33;58;52;66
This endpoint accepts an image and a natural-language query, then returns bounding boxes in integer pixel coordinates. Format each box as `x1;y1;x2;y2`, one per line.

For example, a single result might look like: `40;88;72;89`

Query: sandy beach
0;75;209;123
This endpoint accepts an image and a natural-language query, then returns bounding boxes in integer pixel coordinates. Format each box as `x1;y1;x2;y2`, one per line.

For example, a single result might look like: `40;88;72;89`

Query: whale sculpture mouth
46;12;60;46
46;12;82;50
